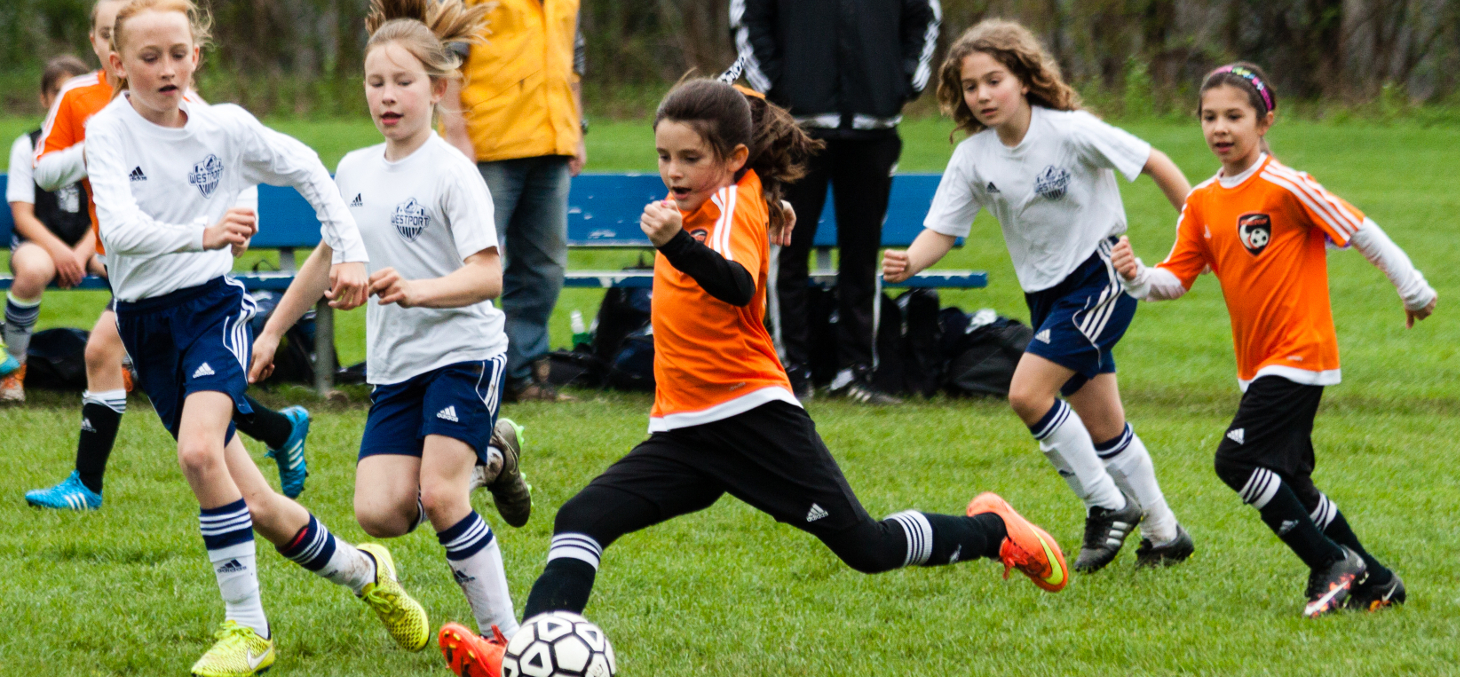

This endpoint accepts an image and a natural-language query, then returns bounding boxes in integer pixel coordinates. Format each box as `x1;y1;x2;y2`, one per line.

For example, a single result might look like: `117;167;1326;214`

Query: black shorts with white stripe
1214;375;1324;482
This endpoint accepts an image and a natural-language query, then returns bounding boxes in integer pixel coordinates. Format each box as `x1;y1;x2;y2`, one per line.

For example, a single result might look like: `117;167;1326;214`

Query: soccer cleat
1073;489;1143;573
357;543;430;651
25;470;102;510
1304;546;1367;618
0;350;17;377
0;363;25;403
190;620;274;677
968;491;1069;592
264;406;310;498
1135;524;1195;568
487;418;532;528
1347;570;1406;612
439;622;507;677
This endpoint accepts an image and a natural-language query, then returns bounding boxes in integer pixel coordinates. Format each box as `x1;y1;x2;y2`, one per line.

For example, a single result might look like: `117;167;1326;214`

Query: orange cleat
0;363;26;403
439;622;507;677
968;492;1069;592
121;364;135;393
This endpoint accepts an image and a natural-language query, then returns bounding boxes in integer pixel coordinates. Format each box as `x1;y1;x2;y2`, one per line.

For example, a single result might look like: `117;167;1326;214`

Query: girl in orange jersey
492;77;1070;673
24;0;314;511
1112;63;1437;618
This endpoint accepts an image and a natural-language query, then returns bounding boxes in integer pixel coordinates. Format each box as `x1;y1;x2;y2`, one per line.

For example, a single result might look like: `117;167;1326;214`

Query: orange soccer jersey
34;71;113;252
649;170;795;430
1156;155;1365;387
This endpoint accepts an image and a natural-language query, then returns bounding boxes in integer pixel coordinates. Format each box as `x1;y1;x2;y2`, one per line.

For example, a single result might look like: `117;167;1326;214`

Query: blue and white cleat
25;471;102;510
0;352;18;377
266;405;310;498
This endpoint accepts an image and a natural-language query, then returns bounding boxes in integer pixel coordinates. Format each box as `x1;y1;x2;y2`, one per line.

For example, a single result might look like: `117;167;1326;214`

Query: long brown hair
364;0;488;119
936;19;1080;140
653;79;822;231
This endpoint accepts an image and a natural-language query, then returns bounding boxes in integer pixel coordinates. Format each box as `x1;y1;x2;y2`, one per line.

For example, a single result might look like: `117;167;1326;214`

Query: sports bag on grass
23;327;90;390
939;308;1031;397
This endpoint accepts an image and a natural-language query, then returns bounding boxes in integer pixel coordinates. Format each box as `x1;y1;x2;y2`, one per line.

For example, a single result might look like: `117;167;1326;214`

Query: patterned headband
1211;65;1275;113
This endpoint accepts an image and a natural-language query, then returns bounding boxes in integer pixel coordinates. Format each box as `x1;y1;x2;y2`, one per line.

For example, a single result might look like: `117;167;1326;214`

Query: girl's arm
369;247;503;309
882;229;956;283
249;242;335;383
1348;219;1438;327
1141;149;1191;212
641;200;755;306
33;144;87;192
1112;236;1189;301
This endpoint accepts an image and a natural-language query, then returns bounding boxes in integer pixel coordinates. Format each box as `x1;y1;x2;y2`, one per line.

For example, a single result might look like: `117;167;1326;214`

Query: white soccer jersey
7;133;36;204
923;106;1152;292
86;95;368;301
335;133;508;385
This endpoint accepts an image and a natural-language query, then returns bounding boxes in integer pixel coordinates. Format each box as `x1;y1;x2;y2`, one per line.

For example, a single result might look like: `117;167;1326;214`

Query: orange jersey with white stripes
34;71;112;252
649;170;793;429
1157;155;1364;386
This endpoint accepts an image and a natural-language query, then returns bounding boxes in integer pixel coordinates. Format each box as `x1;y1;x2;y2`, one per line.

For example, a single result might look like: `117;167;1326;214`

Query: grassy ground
2;116;1458;675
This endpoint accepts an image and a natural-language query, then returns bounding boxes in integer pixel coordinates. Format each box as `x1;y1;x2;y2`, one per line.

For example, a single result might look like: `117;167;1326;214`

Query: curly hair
935;19;1080;140
654;79;823;231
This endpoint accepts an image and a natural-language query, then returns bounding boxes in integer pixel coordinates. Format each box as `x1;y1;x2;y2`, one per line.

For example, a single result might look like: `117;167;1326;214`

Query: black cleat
1304;546;1367;618
1073;490;1143;573
1135;524;1195;568
486;418;532;527
1347;570;1405;612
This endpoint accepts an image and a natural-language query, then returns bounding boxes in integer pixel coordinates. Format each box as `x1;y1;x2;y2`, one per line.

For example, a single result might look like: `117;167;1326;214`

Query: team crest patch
689;229;709;243
1238;213;1272;256
392;198;430;242
1034;165;1071;200
188;154;224;198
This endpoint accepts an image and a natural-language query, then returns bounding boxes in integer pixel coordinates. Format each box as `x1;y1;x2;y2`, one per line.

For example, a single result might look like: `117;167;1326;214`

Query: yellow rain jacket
460;0;582;162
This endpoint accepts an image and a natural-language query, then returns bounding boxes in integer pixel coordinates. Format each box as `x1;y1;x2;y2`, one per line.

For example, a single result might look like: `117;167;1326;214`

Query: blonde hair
109;0;212;95
936;19;1080;139
365;0;488;117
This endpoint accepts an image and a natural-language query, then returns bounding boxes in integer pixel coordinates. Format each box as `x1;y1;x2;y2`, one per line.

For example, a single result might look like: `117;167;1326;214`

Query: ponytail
364;0;489;117
654;79;823;231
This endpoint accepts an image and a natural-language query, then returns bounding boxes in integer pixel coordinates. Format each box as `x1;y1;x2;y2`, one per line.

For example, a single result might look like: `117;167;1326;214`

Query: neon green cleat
190;621;274;677
357;543;430;651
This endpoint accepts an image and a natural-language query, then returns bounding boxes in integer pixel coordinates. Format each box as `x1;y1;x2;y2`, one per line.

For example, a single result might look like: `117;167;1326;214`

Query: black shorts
1215;376;1324;479
587;401;872;537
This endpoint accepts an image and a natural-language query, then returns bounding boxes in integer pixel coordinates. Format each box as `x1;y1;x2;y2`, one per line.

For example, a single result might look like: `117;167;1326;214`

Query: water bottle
570;310;592;350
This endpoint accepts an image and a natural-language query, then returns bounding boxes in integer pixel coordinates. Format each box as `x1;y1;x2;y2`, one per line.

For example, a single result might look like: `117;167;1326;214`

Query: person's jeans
478;156;571;384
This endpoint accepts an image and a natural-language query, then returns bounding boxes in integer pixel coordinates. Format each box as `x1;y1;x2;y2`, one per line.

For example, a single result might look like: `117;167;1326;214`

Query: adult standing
732;0;940;404
442;0;586;402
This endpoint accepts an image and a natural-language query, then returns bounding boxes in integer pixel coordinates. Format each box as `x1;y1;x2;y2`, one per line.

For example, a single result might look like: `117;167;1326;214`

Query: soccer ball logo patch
392;198;430;242
1238;213;1271;256
1034;165;1071;200
188;154;224;198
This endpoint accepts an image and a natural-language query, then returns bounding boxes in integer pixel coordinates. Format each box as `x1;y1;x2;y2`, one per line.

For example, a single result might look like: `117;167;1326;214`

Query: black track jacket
730;0;941;138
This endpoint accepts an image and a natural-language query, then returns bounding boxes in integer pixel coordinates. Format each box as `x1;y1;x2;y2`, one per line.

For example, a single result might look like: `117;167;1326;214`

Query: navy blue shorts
359;355;507;465
115;276;256;441
1023;237;1137;397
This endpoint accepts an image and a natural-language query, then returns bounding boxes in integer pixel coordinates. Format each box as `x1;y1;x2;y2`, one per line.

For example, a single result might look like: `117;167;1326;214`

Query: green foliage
2;118;1459;675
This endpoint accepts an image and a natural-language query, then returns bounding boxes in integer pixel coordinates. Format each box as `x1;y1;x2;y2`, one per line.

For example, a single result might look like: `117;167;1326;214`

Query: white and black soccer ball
502;611;616;677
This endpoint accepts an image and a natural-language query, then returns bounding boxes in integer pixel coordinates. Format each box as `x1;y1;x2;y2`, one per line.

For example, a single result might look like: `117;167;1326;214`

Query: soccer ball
502;611;616;677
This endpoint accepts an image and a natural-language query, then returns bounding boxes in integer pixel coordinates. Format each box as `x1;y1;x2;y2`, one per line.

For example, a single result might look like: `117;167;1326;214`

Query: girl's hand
368;267;420;308
326;261;368;310
641;200;684;247
882;249;912;283
203;208;257;251
1111;237;1141;281
46;240;85;288
1406;294;1437;329
249;330;281;384
768;200;797;247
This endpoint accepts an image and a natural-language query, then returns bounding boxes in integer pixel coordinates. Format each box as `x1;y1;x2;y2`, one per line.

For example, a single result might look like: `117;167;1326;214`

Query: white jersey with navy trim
86;94;368;302
923;106;1152;293
334;133;508;385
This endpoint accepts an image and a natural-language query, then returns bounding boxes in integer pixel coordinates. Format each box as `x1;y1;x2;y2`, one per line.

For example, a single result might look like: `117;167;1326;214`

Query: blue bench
2;172;986;390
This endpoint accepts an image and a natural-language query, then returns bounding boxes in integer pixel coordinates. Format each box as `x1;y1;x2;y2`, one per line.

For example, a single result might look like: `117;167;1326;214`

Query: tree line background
4;0;1460;119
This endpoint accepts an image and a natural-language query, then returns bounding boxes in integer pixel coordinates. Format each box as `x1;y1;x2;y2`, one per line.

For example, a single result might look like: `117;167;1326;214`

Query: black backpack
871;289;943;397
247;291;334;386
939;308;1032;397
23;327;90;391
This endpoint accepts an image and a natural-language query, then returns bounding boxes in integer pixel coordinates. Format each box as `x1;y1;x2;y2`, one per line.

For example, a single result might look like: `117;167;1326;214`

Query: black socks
235;395;294;450
522;558;596;619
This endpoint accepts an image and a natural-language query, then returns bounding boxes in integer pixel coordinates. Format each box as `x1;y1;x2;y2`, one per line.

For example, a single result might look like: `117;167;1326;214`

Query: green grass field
2;116;1458;675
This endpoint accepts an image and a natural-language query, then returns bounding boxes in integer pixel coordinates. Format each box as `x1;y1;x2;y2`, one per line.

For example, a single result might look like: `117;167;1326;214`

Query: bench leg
314;299;334;396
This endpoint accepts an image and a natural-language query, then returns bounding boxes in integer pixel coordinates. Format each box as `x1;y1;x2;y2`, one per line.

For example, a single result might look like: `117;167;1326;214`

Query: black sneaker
1347;569;1404;612
829;366;902;405
1304;546;1367;618
1135;524;1195;568
786;363;814;402
1073;490;1143;573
